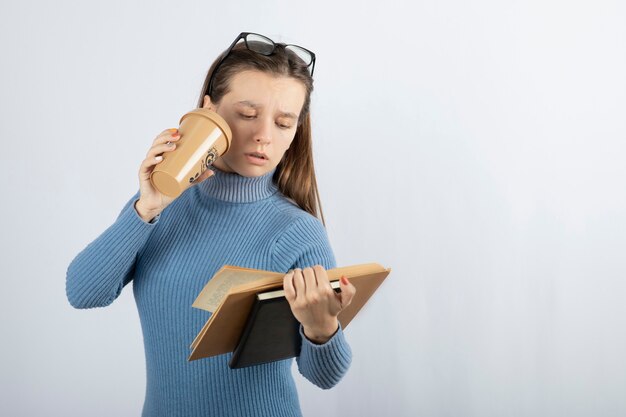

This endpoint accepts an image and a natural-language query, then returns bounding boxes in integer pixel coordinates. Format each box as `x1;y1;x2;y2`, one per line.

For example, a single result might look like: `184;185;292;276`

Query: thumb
193;168;215;184
338;275;356;309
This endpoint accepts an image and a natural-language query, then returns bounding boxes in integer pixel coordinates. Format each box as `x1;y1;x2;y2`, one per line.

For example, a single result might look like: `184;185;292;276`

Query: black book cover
229;295;302;369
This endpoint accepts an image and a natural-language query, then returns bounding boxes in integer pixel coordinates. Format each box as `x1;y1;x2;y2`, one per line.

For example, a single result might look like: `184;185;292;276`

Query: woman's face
203;70;307;177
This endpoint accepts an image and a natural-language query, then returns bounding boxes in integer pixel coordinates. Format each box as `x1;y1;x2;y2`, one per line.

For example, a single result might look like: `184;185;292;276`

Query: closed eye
239;113;292;129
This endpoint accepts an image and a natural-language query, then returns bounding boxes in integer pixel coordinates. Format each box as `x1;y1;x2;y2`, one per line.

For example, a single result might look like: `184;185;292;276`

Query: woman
66;32;356;417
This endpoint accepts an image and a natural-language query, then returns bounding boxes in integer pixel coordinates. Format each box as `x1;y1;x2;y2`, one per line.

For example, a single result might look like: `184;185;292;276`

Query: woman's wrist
302;319;339;344
134;199;160;223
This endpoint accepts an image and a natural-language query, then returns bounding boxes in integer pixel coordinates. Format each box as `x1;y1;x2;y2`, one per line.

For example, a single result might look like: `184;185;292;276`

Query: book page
192;267;283;313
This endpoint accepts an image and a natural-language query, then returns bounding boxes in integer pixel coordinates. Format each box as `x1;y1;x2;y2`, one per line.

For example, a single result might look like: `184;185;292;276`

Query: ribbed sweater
66;166;352;417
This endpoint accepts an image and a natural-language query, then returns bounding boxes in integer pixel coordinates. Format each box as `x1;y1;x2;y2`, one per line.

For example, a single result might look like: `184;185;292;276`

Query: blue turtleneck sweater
66;166;352;417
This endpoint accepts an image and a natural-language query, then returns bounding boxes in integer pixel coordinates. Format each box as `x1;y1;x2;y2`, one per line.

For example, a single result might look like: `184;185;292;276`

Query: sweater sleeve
65;191;159;309
271;216;352;389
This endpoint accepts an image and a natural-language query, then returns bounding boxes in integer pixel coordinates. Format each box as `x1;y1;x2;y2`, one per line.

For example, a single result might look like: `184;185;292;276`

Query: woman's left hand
283;265;357;344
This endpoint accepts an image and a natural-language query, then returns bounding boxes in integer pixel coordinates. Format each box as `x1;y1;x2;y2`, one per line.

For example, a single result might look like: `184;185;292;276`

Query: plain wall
1;0;625;416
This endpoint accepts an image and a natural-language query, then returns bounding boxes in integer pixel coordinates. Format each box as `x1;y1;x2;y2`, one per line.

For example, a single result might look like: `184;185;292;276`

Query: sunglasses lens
245;34;274;55
285;45;313;66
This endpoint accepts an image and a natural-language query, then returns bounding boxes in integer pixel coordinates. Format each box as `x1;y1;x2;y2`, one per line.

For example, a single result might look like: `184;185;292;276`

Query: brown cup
151;108;232;198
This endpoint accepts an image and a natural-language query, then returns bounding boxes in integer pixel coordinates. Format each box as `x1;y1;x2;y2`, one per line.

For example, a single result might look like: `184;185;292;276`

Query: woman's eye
240;114;256;119
277;123;292;129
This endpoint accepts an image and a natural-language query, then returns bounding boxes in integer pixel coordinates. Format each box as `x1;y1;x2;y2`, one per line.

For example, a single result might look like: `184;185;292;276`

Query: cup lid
179;108;233;152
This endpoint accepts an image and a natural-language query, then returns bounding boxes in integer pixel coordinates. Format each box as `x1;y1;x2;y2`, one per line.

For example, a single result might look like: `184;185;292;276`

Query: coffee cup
151;108;232;198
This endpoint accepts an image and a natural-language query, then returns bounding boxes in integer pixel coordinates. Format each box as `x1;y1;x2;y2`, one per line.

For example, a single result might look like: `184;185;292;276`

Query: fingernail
155;156;163;161
340;275;349;285
169;128;178;133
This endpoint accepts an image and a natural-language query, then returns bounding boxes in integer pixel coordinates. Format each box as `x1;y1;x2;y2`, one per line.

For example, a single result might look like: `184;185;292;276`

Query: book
188;263;391;366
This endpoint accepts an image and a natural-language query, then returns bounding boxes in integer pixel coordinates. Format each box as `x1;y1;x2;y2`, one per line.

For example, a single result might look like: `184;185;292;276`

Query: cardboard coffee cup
151;108;232;198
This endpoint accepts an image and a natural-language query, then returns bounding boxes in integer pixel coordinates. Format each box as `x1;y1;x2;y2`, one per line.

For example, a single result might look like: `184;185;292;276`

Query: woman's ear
202;95;217;111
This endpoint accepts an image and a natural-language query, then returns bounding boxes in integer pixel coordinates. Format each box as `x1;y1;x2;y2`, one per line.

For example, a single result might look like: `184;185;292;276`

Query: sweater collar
196;165;279;203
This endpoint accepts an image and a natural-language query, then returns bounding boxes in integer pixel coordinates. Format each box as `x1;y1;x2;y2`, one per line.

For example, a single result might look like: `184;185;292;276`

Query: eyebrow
235;100;298;120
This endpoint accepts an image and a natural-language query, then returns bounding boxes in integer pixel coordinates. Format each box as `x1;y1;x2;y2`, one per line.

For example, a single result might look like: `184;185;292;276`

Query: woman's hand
283;265;357;344
135;128;214;222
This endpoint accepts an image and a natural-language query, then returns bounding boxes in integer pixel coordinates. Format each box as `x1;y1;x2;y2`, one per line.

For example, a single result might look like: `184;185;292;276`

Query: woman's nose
253;117;273;144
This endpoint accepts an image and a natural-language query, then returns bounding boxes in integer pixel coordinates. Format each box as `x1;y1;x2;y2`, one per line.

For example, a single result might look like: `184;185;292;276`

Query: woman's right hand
134;128;182;222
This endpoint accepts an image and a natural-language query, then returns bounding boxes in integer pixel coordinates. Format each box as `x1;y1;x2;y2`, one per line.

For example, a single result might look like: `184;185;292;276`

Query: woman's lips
245;153;269;165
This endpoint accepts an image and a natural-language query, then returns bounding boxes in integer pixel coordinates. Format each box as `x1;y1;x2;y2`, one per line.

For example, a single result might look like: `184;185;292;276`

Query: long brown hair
196;42;326;226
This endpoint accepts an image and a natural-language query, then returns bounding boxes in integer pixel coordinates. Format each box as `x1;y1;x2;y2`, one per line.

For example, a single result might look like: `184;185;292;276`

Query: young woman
66;32;356;417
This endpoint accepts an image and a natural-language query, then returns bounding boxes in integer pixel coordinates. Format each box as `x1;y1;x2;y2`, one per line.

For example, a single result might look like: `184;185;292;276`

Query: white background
1;0;625;416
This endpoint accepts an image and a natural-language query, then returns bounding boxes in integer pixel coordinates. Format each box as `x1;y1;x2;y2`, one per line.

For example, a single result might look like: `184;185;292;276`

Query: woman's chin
216;158;276;177
238;167;272;177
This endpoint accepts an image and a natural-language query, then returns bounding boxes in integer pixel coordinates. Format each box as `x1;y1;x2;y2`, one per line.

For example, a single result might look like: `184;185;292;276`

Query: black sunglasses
206;32;316;97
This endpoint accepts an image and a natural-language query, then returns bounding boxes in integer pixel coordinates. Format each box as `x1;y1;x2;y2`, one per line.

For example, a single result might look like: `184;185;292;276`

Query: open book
189;263;391;367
